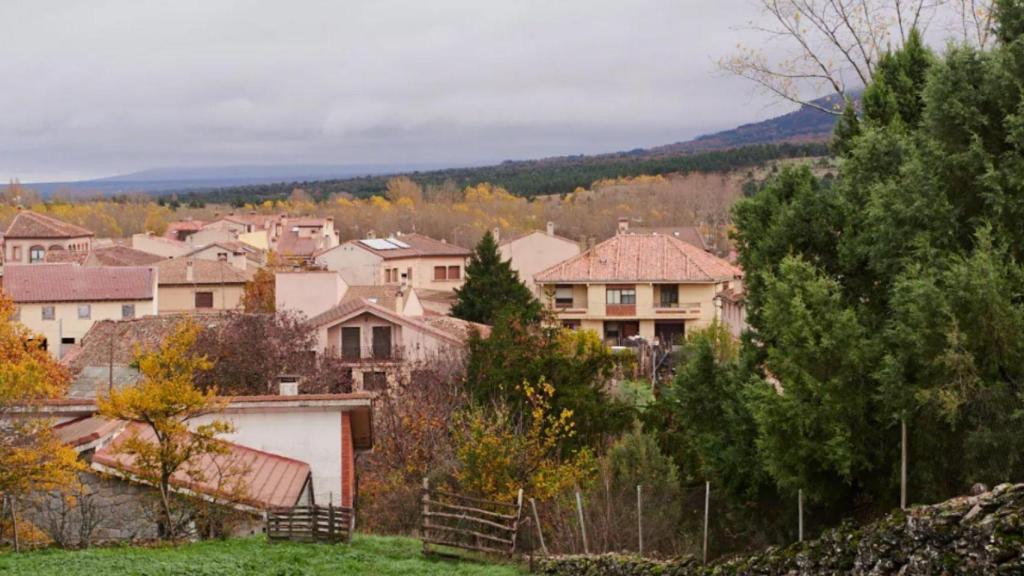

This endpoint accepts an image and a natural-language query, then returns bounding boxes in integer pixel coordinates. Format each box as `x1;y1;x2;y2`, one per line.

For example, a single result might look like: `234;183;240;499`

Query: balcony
605;304;637;316
654;301;703;317
325;345;405;363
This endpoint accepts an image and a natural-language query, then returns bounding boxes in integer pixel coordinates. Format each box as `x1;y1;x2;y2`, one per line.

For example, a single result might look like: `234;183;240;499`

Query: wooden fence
267;504;354;544
420;478;524;557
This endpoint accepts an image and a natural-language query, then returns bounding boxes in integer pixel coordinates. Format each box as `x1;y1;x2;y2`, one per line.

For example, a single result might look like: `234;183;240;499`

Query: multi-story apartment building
535;231;741;346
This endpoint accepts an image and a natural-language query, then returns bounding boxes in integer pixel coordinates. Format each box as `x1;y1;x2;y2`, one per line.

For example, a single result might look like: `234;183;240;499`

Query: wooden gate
420;478;524;557
267;505;354;543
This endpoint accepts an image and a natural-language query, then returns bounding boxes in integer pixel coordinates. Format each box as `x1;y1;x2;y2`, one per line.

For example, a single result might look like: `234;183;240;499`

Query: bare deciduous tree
721;0;995;113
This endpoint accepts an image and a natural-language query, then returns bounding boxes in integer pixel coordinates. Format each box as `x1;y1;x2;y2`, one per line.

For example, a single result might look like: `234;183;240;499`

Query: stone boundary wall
537;483;1024;576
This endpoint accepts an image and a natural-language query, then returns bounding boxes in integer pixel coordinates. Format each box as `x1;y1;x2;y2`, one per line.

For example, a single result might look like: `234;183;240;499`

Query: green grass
0;534;524;576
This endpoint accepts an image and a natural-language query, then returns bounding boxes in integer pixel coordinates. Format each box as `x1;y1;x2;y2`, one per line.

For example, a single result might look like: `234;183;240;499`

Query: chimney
546;221;555;236
492;227;500;242
617;217;629;234
185;259;194;282
367;230;376;239
395;286;406;315
278;375;300;396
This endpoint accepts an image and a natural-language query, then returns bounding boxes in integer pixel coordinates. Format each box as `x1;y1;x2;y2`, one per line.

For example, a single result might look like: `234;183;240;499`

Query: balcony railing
654;302;702;315
325;345;405;363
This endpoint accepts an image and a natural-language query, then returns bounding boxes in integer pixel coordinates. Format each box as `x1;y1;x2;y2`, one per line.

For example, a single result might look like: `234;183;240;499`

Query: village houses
276;270;486;391
314;233;471;293
2;210;94;268
3;263;158;358
155;257;252;313
534;229;742;347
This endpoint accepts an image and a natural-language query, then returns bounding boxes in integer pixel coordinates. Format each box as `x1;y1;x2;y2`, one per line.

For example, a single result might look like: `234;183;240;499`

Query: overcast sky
1;1;797;182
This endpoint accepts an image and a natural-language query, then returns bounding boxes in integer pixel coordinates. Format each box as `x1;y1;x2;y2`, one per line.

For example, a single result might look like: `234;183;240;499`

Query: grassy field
0;534;523;576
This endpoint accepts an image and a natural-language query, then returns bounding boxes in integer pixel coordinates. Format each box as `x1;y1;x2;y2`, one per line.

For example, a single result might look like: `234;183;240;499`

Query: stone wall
21;471;161;547
537;483;1024;576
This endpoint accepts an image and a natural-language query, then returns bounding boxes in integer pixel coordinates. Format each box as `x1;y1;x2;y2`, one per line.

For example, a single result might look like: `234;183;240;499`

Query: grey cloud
0;0;789;182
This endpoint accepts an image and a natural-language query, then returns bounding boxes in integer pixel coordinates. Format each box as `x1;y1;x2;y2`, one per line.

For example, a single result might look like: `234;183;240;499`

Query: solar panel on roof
360;238;399;250
388;238;411;248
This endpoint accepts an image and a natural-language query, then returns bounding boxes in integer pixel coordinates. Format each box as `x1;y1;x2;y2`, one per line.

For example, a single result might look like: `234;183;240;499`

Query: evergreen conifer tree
451;231;540;325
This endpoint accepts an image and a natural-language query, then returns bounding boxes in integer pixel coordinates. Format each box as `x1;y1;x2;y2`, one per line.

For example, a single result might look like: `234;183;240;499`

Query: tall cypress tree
451;231;541;325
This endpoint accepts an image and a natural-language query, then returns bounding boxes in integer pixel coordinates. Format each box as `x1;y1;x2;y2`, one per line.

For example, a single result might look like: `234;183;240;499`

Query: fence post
530;498;548;557
637;484;643;556
329;505;336;542
421;478;430;555
575;490;589;555
901;418;908;510
702;481;710;565
798;489;804;542
510;488;524;555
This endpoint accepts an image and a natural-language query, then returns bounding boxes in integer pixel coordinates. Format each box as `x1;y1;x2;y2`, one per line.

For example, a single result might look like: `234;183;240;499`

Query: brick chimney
546;221;555;236
617;217;629;234
185;259;194;282
492;227;500;242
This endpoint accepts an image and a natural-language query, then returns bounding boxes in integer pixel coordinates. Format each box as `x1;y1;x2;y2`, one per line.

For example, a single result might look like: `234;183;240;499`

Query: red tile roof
156;258;252;285
535;233;741;284
4;211;94;239
343;233;471;260
93;421;311;510
627;226;709;251
3;264;156;303
44;250;90;264
54;416;124;448
84;245;165;267
164;220;206;239
307;298;475;345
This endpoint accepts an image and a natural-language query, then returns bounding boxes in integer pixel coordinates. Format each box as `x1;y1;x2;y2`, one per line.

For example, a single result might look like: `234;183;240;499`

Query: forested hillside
177;142;828;205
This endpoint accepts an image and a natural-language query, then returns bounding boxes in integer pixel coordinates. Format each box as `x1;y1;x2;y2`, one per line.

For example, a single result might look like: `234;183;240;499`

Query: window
372;326;393;359
61;337;75;345
363;371;388;392
659;285;679;307
11;245;21;261
122;304;136;319
447;266;460;280
341;327;361;360
554;286;574;308
406;268;413;282
195;291;214;309
434;266;446;280
42;306;55;321
29;246;45;263
606;287;636;305
77;304;91;319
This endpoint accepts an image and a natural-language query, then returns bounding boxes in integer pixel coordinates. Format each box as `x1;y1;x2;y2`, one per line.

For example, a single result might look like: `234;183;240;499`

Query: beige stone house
275;269;483;391
271;217;338;264
131;232;192;259
3;264;158;358
155;258;252;313
183;241;263;271
3;211;94;266
535;232;742;346
308;296;485;391
315;233;471;293
497;222;580;294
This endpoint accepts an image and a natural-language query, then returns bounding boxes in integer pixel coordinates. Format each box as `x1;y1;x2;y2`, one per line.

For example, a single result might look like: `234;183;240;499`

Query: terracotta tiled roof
54;416;125;448
84;245;165;267
156;258;252;285
535;233;741;284
307;298;469;345
340;285;406;311
63;314;233;376
277;232;320;258
3;264;156;303
419;315;491;340
44;250;89;264
627;226;709;251
164;220;206;239
4;211;94;239
93;421;311;510
344;233;471;260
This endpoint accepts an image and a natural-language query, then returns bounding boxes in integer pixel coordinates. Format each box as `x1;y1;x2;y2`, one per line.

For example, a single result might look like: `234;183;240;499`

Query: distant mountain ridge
24;93;849;200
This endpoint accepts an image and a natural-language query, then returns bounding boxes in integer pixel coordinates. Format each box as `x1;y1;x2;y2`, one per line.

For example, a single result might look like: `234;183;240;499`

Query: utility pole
901;418;908;510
